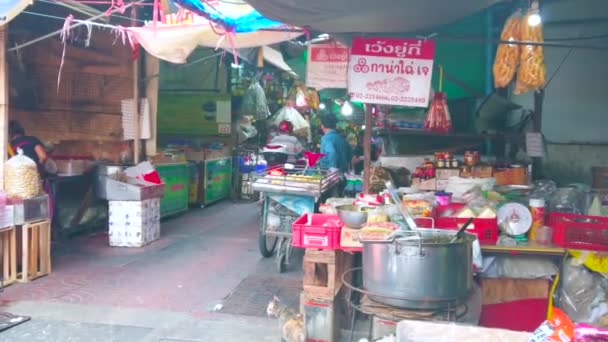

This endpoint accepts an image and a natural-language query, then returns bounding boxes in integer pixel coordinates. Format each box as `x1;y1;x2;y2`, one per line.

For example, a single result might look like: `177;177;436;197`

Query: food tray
252;166;341;197
548;212;608;251
292;214;343;250
433;204;498;244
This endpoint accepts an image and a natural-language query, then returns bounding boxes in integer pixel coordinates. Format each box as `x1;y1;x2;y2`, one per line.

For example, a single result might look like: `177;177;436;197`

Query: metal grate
221;274;302;317
266;198;299;235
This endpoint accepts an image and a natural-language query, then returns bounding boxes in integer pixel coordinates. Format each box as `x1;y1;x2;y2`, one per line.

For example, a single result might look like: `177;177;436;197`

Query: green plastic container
156;163;189;218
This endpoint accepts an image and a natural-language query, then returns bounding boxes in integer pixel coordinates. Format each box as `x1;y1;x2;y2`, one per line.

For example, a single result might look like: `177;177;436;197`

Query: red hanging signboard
348;36;435;107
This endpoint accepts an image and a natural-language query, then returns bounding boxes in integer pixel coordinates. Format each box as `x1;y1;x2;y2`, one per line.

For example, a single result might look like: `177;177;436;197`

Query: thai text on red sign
348;37;435;107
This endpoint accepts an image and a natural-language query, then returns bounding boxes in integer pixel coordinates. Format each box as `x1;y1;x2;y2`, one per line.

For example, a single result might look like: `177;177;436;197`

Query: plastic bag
306;88;320;110
559;262;608;324
5;150;41;199
575;323;608;341
515;8;546;94
529;309;574;342
242;81;270;119
273;105;310;136
493;11;522;88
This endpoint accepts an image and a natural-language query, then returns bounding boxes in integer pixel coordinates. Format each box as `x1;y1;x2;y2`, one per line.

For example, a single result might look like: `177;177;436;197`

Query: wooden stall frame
19;219;51;283
1;226;17;287
303;249;352;301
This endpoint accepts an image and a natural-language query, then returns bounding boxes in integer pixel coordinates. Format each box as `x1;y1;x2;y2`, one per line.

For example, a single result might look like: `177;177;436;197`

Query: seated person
269;120;304;163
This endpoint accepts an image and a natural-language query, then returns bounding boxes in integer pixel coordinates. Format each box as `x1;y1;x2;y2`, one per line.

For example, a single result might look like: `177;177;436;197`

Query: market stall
239;1;608;340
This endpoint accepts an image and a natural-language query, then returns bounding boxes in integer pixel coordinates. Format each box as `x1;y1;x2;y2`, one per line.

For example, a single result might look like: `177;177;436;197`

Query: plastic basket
548;212;608;251
434;204;498;244
292;214;343;250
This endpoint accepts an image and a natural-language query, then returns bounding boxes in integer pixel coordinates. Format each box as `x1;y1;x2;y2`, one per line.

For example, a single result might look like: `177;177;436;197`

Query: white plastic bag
445;176;496;200
5;150;41;199
242;81;270;119
273;105;310;135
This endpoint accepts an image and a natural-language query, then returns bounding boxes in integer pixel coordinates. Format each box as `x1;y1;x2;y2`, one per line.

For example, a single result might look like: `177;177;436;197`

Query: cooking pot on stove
361;229;475;309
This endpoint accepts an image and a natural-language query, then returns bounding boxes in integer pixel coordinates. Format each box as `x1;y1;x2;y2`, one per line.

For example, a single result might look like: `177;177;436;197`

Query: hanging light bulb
528;0;541;26
341;100;353;116
319;103;326;110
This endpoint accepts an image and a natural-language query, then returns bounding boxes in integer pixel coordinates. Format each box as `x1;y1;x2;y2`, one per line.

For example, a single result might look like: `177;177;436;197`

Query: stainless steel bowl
336;205;369;228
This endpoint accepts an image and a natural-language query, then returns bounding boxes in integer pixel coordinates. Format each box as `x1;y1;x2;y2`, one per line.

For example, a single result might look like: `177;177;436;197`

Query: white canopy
129;23;302;64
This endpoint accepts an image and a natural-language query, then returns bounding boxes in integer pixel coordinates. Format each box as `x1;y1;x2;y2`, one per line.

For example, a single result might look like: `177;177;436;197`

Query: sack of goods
4;150;41;199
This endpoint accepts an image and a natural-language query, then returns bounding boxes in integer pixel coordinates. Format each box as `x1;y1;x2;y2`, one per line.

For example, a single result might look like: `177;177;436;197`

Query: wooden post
363;104;373;193
0;26;8;190
144;53;159;157
257;47;264;68
532;89;544;179
132;9;140;164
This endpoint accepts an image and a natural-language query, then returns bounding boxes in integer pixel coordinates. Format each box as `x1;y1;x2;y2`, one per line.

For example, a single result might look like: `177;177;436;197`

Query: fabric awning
129;23;303;64
244;0;501;33
0;0;32;27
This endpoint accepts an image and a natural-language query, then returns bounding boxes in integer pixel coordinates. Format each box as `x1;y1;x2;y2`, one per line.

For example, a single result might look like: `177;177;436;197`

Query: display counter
200;157;232;206
155;163;189;218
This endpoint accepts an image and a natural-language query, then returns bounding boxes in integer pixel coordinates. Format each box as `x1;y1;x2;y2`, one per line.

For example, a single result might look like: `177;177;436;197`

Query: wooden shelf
481;242;566;256
377;129;506;140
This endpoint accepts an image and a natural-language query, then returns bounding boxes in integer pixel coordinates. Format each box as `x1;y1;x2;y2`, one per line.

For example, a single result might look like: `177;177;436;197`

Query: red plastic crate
292;214;343;250
433;204;499;244
548;212;608;251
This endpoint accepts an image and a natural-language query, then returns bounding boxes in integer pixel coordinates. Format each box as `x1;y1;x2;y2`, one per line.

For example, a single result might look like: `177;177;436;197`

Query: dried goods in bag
493;11;522;88
5;149;41;199
515;9;546;94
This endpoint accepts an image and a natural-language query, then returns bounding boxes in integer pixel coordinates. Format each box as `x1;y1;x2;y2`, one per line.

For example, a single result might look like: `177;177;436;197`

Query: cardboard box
436;179;449;191
436;168;460;180
480;278;550;305
340;227;362;249
411;177;436;191
473;165;494;178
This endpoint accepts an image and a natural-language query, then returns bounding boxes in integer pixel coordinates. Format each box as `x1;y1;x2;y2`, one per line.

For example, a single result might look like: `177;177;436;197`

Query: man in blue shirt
319;114;351;174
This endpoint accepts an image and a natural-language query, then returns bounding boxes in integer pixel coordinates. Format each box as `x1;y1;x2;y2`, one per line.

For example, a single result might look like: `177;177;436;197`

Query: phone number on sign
350;92;426;103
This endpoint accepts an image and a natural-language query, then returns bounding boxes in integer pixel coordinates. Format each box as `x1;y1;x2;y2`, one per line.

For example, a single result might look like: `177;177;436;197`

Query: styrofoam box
108;199;161;247
109;199;160;225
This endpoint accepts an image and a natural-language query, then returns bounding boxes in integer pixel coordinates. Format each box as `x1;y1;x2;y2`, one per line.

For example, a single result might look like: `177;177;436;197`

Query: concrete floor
0;201;306;342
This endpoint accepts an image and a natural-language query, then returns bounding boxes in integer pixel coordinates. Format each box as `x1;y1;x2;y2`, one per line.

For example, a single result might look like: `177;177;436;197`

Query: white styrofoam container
0;205;15;229
108;199;161;247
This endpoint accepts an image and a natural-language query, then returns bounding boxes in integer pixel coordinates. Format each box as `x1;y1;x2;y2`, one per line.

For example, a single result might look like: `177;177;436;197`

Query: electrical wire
545;33;608;41
37;0;147;23
21;10;117;29
8;0;144;52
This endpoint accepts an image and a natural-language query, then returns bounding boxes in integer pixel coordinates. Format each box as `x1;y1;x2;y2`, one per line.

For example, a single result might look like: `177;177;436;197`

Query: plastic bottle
529;198;546;241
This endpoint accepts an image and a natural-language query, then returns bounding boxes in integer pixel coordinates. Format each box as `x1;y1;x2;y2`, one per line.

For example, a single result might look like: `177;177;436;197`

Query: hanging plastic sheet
129;22;302;64
267;194;315;216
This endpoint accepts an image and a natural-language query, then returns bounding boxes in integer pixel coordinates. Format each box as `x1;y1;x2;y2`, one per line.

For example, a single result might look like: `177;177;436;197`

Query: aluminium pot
361;229;475;309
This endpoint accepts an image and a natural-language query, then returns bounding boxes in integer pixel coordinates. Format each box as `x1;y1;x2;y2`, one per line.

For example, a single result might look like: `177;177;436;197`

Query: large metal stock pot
361;229;474;309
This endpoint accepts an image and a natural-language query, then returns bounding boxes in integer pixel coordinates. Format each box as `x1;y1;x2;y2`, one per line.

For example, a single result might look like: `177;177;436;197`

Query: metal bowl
336;205;369;229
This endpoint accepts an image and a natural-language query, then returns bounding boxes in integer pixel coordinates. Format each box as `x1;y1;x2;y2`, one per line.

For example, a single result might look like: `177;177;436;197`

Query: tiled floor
0;201;303;341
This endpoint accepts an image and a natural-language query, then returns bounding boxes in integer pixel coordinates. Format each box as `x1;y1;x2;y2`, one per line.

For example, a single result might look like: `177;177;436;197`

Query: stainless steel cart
252;167;341;272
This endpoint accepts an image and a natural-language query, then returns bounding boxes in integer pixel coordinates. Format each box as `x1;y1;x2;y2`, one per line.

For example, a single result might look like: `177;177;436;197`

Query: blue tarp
171;0;283;33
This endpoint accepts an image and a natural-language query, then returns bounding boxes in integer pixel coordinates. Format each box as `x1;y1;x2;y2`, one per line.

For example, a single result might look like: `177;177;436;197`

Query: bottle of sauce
529;198;546;241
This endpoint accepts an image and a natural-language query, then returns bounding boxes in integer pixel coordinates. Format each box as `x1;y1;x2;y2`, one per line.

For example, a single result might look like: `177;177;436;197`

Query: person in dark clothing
9;120;48;169
9;120;54;219
349;132;378;175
